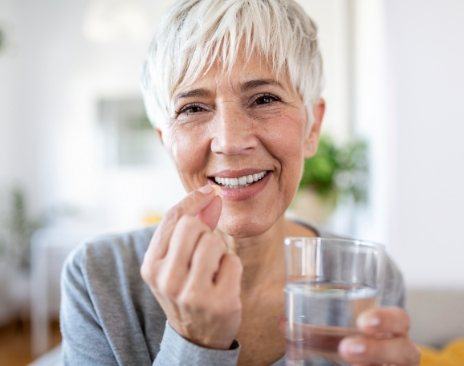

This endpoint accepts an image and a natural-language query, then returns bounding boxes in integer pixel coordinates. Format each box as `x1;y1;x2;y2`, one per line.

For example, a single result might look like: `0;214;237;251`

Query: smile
213;171;268;188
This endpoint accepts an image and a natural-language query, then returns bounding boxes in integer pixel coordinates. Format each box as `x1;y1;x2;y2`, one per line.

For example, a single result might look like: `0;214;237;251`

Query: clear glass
284;237;386;366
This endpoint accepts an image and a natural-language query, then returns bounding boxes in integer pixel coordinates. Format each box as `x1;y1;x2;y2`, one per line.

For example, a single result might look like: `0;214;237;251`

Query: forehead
173;52;293;99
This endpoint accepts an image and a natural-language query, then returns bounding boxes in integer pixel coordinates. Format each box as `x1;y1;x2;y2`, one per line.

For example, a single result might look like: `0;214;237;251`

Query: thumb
198;195;222;230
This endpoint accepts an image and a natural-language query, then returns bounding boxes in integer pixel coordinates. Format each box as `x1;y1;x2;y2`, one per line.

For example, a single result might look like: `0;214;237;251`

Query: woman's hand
140;185;243;350
338;307;421;365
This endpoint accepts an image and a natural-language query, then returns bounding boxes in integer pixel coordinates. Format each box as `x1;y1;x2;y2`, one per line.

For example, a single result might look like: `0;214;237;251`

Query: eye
252;93;281;106
176;103;207;116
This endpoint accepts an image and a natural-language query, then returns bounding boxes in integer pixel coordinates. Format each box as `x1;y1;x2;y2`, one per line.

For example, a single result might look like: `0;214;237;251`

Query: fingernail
340;340;366;354
358;315;380;328
211;184;221;196
198;184;214;194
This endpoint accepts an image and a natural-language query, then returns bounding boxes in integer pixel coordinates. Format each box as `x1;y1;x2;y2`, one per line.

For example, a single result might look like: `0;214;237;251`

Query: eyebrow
240;78;284;92
174;78;284;102
175;88;212;102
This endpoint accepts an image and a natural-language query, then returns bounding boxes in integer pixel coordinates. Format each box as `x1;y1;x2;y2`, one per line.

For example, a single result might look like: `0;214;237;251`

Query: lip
208;168;270;178
209;171;272;201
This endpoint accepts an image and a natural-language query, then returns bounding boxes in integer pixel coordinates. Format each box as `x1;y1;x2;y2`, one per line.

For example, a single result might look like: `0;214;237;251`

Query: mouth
207;169;271;189
208;171;269;188
206;169;273;201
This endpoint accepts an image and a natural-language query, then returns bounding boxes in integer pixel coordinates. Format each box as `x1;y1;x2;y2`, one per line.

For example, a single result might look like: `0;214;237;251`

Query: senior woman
61;0;420;365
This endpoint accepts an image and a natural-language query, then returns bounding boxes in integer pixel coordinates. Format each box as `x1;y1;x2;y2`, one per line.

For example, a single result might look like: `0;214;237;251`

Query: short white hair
141;0;324;130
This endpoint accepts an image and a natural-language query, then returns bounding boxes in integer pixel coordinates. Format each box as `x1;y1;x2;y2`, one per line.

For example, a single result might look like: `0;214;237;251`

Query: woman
61;0;420;365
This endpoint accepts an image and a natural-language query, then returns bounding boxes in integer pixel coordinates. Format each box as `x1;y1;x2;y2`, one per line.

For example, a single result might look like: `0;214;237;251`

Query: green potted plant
290;134;369;226
9;188;45;270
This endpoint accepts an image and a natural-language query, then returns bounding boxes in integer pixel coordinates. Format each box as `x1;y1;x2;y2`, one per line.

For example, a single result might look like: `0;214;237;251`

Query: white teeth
213;171;268;188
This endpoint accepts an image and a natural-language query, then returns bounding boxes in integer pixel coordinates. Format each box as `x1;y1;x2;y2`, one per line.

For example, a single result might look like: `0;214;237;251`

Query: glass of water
284;237;386;366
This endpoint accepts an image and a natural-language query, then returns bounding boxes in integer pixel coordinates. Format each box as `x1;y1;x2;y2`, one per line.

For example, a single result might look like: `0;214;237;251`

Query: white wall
384;0;464;287
0;0;186;230
298;0;352;141
0;0;21;195
351;0;393;242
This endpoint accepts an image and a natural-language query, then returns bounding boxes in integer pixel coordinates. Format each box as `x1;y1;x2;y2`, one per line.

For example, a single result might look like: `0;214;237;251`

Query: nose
210;102;258;155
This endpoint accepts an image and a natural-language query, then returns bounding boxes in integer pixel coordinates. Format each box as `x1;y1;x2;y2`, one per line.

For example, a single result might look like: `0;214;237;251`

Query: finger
357;307;410;336
163;215;210;282
215;253;243;292
339;335;421;365
198;195;222;230
189;232;228;286
145;184;217;261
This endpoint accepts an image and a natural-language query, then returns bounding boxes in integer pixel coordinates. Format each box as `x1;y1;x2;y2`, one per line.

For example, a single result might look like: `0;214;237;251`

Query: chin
217;210;278;238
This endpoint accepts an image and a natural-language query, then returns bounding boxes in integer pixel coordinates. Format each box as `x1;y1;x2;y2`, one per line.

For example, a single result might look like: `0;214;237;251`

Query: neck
236;216;287;294
219;216;316;295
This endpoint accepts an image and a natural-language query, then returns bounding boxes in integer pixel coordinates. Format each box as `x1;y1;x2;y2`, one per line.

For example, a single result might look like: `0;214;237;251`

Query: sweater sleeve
60;247;117;365
153;322;240;366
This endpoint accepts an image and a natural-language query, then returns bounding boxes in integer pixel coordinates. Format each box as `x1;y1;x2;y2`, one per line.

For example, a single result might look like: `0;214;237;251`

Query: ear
303;99;326;158
156;128;165;145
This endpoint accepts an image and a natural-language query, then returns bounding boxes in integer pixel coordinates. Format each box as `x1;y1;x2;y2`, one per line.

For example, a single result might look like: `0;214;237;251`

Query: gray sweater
60;224;405;366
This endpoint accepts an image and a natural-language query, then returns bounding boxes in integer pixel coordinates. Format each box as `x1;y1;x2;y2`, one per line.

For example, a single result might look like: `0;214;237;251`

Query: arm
60;247;117;365
154;322;240;366
61;246;240;366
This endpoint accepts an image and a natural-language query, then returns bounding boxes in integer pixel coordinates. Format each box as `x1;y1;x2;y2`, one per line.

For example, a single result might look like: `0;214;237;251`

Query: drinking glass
284;237;386;366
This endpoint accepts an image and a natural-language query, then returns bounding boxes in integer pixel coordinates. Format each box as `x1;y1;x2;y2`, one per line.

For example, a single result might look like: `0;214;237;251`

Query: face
160;54;324;237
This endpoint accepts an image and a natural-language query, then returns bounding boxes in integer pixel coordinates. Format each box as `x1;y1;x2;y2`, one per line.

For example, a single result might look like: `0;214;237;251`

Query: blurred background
0;0;463;365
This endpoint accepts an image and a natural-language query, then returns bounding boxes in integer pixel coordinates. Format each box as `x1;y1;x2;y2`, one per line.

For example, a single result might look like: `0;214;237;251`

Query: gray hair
141;0;324;130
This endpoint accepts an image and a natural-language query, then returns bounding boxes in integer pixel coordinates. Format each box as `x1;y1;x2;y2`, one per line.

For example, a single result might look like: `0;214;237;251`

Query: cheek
261;111;307;177
166;125;210;188
258;111;307;209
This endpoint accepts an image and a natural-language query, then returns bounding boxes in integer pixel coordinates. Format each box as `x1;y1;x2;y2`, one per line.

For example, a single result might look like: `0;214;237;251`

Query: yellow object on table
141;211;163;226
419;339;464;366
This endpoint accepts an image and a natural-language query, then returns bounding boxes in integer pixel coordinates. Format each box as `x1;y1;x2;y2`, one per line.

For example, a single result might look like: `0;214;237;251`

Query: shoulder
61;224;164;322
65;225;156;273
324;231;406;307
62;225;158;299
295;221;406;308
61;225;166;363
380;254;405;307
